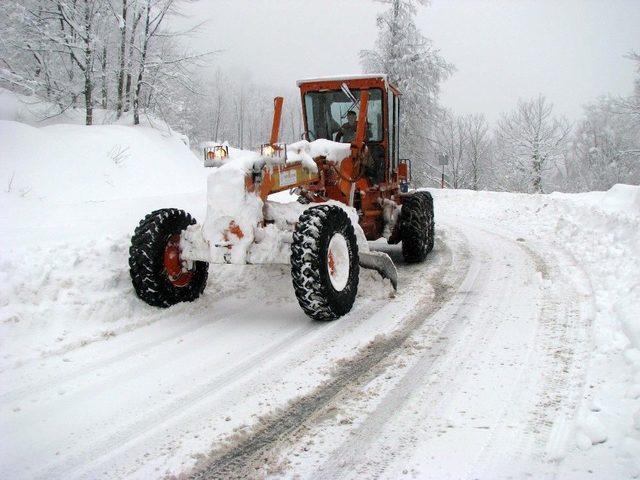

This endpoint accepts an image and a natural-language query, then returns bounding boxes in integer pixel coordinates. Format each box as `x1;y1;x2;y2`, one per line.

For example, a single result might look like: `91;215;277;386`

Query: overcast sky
173;0;640;123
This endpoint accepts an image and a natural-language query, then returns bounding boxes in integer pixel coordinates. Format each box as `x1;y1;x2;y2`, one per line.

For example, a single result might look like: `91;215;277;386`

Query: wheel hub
327;233;350;291
163;233;194;287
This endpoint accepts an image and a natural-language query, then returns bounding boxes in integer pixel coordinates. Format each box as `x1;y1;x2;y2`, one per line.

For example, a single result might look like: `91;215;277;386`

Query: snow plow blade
359;251;398;290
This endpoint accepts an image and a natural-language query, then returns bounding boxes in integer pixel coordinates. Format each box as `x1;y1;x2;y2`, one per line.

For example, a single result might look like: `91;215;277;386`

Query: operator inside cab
335;110;383;186
335;110;357;143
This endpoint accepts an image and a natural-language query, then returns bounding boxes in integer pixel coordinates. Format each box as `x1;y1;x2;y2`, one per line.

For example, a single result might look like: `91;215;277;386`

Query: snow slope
1;107;639;479
1;120;206;203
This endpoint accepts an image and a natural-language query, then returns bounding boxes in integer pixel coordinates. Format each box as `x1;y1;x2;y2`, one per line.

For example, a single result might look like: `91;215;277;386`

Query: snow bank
430;184;640;473
0;87;180;131
0;120;207;203
0;88;116;126
600;183;640;213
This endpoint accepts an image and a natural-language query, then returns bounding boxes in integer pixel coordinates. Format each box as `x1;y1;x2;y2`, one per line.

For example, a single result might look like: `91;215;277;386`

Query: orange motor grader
129;75;434;321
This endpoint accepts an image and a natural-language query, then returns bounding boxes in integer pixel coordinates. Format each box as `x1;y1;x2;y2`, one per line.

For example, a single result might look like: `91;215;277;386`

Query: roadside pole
438;153;449;188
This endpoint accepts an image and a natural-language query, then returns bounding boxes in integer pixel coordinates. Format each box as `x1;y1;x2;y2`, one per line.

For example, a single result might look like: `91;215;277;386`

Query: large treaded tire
290;205;359;321
129;208;208;308
400;191;435;263
418;191;435;254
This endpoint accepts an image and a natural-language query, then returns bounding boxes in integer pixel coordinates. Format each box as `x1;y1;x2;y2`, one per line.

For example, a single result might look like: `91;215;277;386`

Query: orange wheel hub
163;233;193;287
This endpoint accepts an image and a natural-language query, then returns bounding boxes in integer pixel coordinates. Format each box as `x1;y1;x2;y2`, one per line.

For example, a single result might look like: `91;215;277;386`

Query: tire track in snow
311;221;518;479
21;250;430;480
26;318;318;480
245;219;593;480
0;270;269;375
1;313;225;405
184;231;472;480
454;222;594;477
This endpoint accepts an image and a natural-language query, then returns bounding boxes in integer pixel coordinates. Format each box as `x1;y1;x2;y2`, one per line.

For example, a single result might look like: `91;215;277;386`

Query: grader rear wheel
290;205;359;321
400;191;434;263
417;191;435;254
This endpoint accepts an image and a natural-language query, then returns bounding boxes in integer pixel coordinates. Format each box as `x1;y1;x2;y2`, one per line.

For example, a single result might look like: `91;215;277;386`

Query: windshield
303;89;383;143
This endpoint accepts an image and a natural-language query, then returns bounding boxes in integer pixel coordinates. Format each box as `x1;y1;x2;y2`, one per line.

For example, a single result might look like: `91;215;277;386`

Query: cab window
304;89;383;142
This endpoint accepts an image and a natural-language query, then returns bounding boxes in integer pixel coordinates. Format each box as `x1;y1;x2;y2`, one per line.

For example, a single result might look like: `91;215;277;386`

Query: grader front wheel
290;205;360;321
129;208;209;308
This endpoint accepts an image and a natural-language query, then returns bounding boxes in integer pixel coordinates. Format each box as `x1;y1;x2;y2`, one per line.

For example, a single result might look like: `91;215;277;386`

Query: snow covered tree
463;114;492;190
360;0;453;186
617;51;640;124
565;96;640;191
495;95;570;193
431;112;468;189
1;0;111;124
429;112;492;190
109;0;144;118
0;0;206;126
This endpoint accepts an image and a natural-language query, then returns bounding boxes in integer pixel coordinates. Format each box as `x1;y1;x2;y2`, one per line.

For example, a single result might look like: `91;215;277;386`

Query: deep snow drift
1;106;639;479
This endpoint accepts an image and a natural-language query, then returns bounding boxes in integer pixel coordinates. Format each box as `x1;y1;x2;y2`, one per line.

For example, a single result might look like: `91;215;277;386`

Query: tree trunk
83;0;93;125
101;44;108;109
116;0;127;117
532;155;542;193
125;8;142;113
213;96;221;141
133;0;151;125
85;73;93;125
125;73;132;111
473;163;478;190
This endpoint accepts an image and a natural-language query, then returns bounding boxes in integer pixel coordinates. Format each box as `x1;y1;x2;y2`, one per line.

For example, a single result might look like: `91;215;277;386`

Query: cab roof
296;74;401;95
296;74;388;86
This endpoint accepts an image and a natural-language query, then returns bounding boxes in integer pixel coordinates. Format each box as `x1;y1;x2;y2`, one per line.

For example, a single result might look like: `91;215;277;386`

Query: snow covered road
185;216;594;479
1;188;638;479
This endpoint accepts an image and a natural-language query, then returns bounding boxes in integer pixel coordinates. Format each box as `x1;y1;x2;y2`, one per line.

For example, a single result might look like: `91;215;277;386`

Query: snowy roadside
431;185;640;476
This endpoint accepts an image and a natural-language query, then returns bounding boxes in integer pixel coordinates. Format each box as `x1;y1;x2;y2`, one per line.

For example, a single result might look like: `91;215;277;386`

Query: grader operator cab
128;75;434;321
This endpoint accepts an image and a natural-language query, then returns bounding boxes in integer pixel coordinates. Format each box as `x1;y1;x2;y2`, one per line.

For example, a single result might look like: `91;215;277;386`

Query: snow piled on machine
198;160;264;264
286;139;352;170
186;138;360;266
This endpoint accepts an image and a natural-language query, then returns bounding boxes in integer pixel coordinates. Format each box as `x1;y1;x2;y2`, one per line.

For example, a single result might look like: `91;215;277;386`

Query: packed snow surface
1;112;639;479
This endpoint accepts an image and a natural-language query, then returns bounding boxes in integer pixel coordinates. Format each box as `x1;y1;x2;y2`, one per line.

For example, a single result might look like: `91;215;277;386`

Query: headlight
262;145;275;157
204;145;228;167
213;146;227;159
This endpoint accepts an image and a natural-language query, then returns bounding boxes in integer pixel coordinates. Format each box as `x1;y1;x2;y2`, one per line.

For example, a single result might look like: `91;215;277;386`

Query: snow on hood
219;139;352;174
286;139;352;170
198;140;354;264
